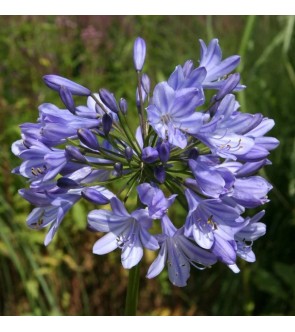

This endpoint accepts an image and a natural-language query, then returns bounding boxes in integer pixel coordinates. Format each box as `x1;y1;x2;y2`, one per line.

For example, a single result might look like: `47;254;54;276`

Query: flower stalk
124;262;141;316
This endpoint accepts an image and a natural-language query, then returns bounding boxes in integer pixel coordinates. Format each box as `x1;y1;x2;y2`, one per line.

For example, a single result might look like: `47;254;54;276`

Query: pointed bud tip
133;37;146;71
98;88;119;114
82;188;110;205
43;74;91;96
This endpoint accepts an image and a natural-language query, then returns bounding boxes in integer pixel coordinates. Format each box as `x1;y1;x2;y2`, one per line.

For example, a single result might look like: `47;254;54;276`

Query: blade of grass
253;31;285;71
283;16;295;55
238;16;256;72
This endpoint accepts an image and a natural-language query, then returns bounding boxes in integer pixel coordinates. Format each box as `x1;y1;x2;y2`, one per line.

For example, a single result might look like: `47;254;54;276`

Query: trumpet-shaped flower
147;82;207;148
88;197;159;269
146;215;217;287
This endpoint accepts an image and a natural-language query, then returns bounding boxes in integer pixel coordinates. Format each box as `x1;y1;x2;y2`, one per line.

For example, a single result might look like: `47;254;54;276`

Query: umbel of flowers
12;37;279;288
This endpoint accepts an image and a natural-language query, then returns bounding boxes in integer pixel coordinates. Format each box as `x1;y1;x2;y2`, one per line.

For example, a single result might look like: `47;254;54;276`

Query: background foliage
0;16;294;315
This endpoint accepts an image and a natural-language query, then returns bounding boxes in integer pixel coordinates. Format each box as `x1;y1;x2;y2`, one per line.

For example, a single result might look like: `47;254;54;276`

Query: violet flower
12;36;279;288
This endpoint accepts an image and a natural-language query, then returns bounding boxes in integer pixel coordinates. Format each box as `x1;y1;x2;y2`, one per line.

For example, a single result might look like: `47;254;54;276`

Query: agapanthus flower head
12;36;278;287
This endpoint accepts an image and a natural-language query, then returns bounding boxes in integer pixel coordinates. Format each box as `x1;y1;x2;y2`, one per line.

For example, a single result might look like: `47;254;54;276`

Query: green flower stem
90;93;109;114
118;112;142;156
124;262;141;316
136;71;148;141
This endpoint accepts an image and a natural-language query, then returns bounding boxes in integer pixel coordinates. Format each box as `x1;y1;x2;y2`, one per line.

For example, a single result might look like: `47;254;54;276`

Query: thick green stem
136;71;148;141
124;262;141;316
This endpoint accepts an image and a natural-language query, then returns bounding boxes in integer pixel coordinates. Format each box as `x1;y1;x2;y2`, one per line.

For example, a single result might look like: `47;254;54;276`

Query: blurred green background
0;16;294;315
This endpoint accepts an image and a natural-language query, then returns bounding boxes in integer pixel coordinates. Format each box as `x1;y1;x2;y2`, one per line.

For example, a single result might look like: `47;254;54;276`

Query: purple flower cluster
12;37;279;287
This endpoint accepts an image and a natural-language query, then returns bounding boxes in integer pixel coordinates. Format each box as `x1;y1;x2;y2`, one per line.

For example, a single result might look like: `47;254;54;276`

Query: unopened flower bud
114;162;123;176
77;128;99;150
157;140;170;163
65;145;86;162
119;98;128;115
59;86;76;113
154;165;166;183
136;86;147;107
125;146;133;161
82;188;110;205
215;73;240;101
142;147;159;163
141;74;151;95
182;60;194;77
188;148;199;160
133;37;146;71
98;88;118;114
43;75;91;96
57;177;79;189
102;113;113;136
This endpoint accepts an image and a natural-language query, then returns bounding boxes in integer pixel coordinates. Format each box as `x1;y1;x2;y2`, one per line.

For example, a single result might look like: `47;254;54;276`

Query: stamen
207;215;218;230
161;113;172;125
31;165;47;176
116;221;137;249
218;138;243;152
31;216;44;229
31;167;39;176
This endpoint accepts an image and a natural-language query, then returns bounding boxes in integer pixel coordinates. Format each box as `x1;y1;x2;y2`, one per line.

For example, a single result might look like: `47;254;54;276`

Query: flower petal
167;239;190;287
140;228;159;251
152;82;175;112
93;232;119;255
88;209;130;232
146;244;167;279
121;235;143;269
110;197;130;217
192;225;214;249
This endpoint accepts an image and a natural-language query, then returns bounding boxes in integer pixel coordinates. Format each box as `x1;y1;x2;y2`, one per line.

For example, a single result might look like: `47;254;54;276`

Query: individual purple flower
167;64;207;91
235;210;266;242
137;183;177;219
198;39;243;90
238;118;280;161
213;73;241;102
12;139;68;185
188;155;235;198
88;197;159;269
231;176;272;208
146;215;217;287
210;234;240;273
194;95;256;159
31;103;100;147
133;37;146;71
24;188;81;246
184;189;243;250
23;167;114;246
43;74;91;96
147;82;207;148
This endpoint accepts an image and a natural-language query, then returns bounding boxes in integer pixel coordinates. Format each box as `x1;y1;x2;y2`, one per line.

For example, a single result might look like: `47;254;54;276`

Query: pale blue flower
88;197;159;269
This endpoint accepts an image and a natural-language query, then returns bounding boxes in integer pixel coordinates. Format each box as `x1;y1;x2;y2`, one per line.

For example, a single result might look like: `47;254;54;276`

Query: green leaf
252;268;287;300
274;262;295;293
